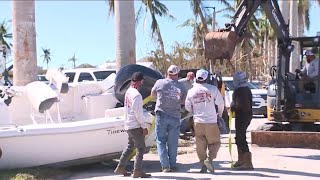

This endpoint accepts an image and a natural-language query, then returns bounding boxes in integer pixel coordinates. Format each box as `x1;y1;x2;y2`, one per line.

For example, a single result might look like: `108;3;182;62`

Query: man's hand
295;69;301;73
143;128;148;136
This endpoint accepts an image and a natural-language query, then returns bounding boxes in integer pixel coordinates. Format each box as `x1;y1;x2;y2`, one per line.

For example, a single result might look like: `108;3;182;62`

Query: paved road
68;117;320;180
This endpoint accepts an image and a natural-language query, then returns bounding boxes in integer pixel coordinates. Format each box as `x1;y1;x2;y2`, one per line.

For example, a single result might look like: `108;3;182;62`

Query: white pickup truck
63;68;116;84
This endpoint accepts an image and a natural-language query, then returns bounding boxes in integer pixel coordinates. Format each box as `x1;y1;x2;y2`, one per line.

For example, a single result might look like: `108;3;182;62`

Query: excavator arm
205;0;291;60
205;0;293;111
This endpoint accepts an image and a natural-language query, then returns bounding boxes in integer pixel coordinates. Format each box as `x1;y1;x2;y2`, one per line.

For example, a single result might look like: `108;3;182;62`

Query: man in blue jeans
151;65;187;172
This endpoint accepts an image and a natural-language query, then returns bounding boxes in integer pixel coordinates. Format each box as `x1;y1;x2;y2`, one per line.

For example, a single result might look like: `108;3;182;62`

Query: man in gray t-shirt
151;65;187;172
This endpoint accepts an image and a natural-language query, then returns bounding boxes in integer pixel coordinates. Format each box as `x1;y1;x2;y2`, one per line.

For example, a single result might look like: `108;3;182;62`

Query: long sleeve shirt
301;58;319;78
185;83;224;123
231;86;252;116
124;87;147;130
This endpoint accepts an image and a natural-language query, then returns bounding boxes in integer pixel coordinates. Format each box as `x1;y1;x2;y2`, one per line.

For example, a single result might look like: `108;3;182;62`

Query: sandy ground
68;117;320;180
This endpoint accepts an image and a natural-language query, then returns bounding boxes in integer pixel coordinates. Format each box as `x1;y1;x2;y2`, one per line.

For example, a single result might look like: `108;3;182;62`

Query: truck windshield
93;71;116;81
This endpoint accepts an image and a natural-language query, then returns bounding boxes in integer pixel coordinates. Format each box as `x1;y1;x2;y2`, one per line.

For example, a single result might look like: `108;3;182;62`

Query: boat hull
0;116;155;170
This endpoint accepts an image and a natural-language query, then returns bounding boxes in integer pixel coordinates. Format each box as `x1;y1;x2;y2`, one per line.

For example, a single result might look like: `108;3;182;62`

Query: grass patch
178;139;193;147
0;167;72;180
177;150;188;155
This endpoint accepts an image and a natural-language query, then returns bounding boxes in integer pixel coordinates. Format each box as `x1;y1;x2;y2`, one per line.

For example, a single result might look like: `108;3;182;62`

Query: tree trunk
289;0;299;73
12;0;37;86
279;0;290;24
245;41;253;82
297;10;305;37
114;0;136;72
263;31;268;75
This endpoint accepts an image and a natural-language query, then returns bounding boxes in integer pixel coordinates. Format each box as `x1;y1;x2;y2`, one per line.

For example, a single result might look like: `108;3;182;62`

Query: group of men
114;64;254;178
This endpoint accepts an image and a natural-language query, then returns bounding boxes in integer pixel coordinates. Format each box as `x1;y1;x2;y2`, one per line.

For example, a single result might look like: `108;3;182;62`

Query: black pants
235;113;252;153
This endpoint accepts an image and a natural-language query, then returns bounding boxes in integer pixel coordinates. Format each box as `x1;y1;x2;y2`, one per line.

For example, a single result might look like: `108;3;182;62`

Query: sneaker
200;165;207;173
170;167;178;172
204;160;214;173
161;167;171;173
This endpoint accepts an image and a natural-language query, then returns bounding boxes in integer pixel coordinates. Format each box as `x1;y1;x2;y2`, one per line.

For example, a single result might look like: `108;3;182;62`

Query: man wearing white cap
296;49;319;79
295;49;319;92
151;65;187;172
185;69;224;173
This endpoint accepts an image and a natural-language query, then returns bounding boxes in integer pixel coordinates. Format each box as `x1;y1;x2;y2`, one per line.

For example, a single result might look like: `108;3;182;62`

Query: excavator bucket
204;31;240;61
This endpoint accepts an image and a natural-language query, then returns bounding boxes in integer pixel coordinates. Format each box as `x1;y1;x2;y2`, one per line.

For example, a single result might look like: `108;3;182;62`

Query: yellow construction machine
204;0;320;133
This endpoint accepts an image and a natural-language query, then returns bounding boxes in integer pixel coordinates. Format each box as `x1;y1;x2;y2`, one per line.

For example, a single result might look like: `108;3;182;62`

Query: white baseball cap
167;65;180;75
305;50;315;56
196;69;208;81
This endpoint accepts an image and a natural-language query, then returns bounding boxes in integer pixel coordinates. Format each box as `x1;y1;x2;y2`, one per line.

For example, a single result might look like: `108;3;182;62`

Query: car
223;77;267;117
63;68;116;84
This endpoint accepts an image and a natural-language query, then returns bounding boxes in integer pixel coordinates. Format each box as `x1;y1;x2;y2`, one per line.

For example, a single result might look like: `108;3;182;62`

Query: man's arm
132;95;147;129
184;92;193;113
214;88;224;117
180;83;188;105
150;80;158;99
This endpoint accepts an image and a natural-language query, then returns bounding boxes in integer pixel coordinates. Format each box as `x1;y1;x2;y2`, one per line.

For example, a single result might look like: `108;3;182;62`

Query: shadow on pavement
278;155;320;160
216;171;279;178
66;158;320;179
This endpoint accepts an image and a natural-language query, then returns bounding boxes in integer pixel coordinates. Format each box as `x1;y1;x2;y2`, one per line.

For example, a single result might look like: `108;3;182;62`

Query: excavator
204;0;320;136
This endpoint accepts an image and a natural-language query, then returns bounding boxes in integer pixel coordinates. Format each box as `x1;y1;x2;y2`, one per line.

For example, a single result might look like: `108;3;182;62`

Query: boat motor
114;64;163;108
25;81;58;113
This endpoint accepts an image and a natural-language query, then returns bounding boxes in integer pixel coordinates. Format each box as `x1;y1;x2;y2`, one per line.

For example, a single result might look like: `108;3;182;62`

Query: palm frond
135;3;144;26
106;0;115;17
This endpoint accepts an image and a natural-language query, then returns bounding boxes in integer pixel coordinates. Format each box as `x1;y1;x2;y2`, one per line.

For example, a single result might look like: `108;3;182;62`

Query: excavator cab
267;35;320;123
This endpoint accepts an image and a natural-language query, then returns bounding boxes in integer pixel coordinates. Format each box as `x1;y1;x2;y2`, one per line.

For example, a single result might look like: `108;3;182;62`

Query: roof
291;36;320;47
63;68;116;73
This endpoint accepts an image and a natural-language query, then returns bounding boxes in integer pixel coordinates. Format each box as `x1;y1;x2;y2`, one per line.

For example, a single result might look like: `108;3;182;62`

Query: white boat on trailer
0;65;162;170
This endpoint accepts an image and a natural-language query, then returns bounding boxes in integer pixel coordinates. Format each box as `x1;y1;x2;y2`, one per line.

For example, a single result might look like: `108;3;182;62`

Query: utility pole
205;6;217;75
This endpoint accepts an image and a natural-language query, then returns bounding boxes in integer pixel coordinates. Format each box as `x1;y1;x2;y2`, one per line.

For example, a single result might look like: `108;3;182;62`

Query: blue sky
0;1;319;69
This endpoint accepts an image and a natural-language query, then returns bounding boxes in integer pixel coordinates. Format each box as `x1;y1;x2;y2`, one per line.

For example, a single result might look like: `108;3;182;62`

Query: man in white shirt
114;72;151;178
296;50;319;79
296;50;319;92
185;69;224;173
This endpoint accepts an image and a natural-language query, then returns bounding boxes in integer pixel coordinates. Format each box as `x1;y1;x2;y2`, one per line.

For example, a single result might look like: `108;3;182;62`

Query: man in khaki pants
185;69;224;173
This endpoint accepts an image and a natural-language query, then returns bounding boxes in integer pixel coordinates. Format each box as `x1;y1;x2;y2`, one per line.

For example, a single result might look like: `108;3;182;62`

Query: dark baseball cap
131;72;144;82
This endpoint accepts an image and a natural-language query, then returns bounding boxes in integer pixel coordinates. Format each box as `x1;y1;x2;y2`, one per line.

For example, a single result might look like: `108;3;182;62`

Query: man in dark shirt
230;71;254;170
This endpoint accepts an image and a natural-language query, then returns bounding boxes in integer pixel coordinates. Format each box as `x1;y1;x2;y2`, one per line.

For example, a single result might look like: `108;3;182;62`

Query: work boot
200;165;208;173
234;152;254;170
204;159;215;173
132;170;151;178
234;152;244;167
114;166;131;176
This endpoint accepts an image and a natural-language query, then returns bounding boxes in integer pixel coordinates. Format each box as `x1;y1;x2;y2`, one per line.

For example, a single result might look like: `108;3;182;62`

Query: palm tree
68;53;77;69
108;0;136;71
136;0;174;61
12;0;37;86
0;20;12;65
0;20;12;50
41;48;52;70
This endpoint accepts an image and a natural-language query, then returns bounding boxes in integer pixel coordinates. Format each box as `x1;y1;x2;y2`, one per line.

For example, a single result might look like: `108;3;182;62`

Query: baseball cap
196;69;208;81
131;72;144;82
305;50;315;56
167;65;180;75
